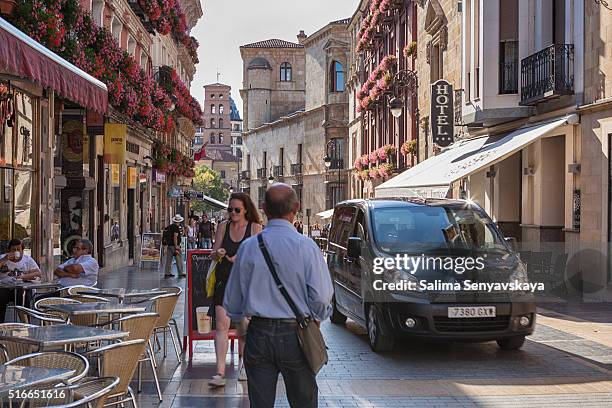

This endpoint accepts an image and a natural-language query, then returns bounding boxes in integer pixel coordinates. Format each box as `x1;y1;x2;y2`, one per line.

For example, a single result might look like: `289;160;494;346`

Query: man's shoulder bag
256;234;328;374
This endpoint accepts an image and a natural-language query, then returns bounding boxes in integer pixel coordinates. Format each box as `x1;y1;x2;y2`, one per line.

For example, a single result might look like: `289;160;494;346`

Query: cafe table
0;324;128;351
80;288;166;302
0;364;75;396
0;280;61;319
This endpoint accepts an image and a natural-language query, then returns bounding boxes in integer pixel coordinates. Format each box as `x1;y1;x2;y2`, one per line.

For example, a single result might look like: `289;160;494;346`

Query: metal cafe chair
95;312;162;401
5;351;89;385
84;339;147;408
147;292;182;361
20;376;119;408
158;286;183;343
14;306;66;326
0;322;38;360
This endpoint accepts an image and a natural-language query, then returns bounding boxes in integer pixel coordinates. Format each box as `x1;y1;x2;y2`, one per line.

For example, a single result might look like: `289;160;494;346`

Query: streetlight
389;96;404;118
323;155;332;169
229;185;234;193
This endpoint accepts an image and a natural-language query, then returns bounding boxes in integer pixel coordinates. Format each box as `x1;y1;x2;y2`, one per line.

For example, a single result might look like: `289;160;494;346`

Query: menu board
184;249;214;357
140;233;162;266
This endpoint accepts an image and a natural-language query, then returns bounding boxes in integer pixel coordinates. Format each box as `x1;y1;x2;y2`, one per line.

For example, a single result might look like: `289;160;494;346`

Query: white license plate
447;306;496;318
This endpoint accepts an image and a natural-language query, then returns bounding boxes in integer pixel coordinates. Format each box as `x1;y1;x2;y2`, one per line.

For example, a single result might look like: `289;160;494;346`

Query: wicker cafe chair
20;376;119;408
65;285;100;296
69;294;111;303
0;322;38;360
84;339;147;408
148;292;182;361
33;297;99;327
0;343;8;364
14;306;65;326
99;313;162;401
5;351;89;385
159;287;183;341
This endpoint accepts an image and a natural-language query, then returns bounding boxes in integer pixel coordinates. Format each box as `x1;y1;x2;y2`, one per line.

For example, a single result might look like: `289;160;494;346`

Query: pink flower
369;150;379;163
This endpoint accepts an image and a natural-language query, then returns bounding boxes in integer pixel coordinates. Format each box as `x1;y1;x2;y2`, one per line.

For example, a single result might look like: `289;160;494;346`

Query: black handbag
257;234;328;374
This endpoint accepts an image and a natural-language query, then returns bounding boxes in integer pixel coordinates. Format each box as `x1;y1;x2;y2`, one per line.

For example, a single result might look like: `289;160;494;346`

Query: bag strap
257;234;308;328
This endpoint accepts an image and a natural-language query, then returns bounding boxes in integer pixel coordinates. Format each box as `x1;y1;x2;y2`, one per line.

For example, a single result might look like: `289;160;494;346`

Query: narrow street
99;266;612;408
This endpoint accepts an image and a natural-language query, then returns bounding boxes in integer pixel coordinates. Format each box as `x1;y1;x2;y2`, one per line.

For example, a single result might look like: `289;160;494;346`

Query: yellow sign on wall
127;167;138;189
104;124;127;164
111;164;120;187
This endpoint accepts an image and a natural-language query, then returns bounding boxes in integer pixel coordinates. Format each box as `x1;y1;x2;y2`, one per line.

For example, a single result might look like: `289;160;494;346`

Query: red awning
0;17;108;114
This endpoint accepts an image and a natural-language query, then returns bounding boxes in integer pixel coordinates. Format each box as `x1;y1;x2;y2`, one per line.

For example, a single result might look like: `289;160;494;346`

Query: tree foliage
190;165;229;213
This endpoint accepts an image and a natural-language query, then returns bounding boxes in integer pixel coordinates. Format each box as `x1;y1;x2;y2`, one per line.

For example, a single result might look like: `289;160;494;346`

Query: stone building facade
240;20;350;222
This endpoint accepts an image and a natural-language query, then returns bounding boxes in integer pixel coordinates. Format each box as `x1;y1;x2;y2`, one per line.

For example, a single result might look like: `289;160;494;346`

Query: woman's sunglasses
227;207;242;214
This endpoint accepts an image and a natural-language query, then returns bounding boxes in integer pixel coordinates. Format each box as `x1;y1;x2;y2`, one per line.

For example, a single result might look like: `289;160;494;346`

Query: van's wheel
497;335;525;350
330;296;347;325
366;304;394;352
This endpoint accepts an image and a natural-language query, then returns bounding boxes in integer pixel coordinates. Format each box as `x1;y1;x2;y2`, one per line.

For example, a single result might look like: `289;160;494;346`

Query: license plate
447;306;496;318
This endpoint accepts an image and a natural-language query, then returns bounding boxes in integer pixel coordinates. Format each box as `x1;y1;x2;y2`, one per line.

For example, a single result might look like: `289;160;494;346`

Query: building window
211;94;215;98
211;105;216;114
233;124;240;131
219;94;223;98
210;118;216;128
139;52;148;69
280;62;292;82
210;133;216;144
127;36;136;56
219;133;224;144
330;61;345;92
219;118;224;129
111;17;122;43
219;105;224;114
499;0;518;94
220;170;226;178
92;0;104;26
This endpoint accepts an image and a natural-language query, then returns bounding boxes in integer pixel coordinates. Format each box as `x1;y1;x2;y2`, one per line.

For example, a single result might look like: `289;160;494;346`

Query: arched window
219;133;224;144
210;105;216;114
210;94;215;98
127;36;136;57
330;61;345;92
219;118;224;129
92;0;104;26
111;16;122;43
219;105;224;114
280;62;292;82
210;133;216;144
210;118;216;128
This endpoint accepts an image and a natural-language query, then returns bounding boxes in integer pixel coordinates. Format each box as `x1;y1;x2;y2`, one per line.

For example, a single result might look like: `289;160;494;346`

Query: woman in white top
0;239;41;323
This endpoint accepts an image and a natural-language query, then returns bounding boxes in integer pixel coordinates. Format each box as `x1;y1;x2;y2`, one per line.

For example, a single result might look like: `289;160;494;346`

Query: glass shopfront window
0;88;38;255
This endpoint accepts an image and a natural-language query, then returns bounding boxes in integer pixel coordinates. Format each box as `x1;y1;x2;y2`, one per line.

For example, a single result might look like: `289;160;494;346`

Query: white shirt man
54;240;99;287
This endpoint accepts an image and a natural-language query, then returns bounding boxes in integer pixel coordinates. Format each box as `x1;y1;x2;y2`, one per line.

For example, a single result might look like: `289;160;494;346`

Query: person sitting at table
53;239;99;288
0;238;42;323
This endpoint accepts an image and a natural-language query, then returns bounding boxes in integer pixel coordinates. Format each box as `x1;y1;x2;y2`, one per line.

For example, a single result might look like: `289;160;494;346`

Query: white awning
201;194;228;209
376;115;574;198
315;209;334;219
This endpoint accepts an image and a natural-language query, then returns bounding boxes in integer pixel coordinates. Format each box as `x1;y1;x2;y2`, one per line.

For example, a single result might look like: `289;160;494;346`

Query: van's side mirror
504;237;518;252
347;237;361;259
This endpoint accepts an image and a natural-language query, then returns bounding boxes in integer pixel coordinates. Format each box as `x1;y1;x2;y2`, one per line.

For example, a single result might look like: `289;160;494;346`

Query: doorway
127;189;135;260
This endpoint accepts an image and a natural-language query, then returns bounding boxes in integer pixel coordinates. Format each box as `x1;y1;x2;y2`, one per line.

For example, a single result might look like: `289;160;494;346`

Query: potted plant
378;163;395;179
404;41;417;58
401;140;417;156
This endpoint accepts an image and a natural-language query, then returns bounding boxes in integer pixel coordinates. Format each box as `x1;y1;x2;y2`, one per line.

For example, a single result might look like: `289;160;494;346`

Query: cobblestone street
99;266;612;407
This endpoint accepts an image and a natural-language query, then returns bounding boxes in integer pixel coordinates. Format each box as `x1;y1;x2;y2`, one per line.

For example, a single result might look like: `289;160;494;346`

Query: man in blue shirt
224;183;333;408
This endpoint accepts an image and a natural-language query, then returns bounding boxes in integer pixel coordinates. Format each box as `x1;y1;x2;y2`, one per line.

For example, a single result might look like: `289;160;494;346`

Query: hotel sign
430;79;454;148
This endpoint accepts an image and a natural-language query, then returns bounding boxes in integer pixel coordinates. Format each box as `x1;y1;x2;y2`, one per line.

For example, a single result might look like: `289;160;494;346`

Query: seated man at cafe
53;239;99;288
0;238;42;323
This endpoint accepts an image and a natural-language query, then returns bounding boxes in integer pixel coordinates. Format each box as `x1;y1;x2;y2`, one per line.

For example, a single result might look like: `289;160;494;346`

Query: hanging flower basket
404;41;417;58
378;163;396;179
401;140;417;156
0;0;17;16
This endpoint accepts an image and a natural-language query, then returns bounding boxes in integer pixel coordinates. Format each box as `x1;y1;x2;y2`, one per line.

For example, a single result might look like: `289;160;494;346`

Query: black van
326;198;536;352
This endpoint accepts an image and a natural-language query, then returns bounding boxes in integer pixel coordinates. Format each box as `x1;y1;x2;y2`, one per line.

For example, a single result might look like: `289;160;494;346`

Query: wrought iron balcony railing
291;163;303;175
328;158;344;170
273;165;284;178
241;170;250;181
520;44;574;106
256;168;267;179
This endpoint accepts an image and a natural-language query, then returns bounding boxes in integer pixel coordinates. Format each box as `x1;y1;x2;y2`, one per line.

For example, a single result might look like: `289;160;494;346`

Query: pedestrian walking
162;214;185;278
208;192;262;386
187;217;198;250
199;214;215;249
224;183;333;408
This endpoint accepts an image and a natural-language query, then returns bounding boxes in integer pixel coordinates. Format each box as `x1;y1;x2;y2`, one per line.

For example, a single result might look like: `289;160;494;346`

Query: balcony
520;44;574;106
291;163;303;175
256;168;267;179
273;165;284;178
241;170;250;181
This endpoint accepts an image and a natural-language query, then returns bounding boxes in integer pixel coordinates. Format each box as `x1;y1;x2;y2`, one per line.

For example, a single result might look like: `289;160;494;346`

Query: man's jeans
245;318;317;408
162;245;184;276
200;238;212;249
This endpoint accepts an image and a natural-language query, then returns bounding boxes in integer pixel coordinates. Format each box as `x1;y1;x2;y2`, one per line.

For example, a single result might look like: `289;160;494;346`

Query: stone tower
240;37;307;131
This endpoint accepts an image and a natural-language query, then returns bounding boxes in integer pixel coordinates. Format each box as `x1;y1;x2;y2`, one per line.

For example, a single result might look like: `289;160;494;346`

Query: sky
189;0;359;117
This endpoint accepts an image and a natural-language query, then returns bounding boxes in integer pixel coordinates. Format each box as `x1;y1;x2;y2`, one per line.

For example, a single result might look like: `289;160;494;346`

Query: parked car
326;198;536;352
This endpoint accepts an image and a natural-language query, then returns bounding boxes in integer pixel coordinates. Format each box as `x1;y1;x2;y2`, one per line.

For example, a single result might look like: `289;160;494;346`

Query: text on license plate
447;306;496;318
